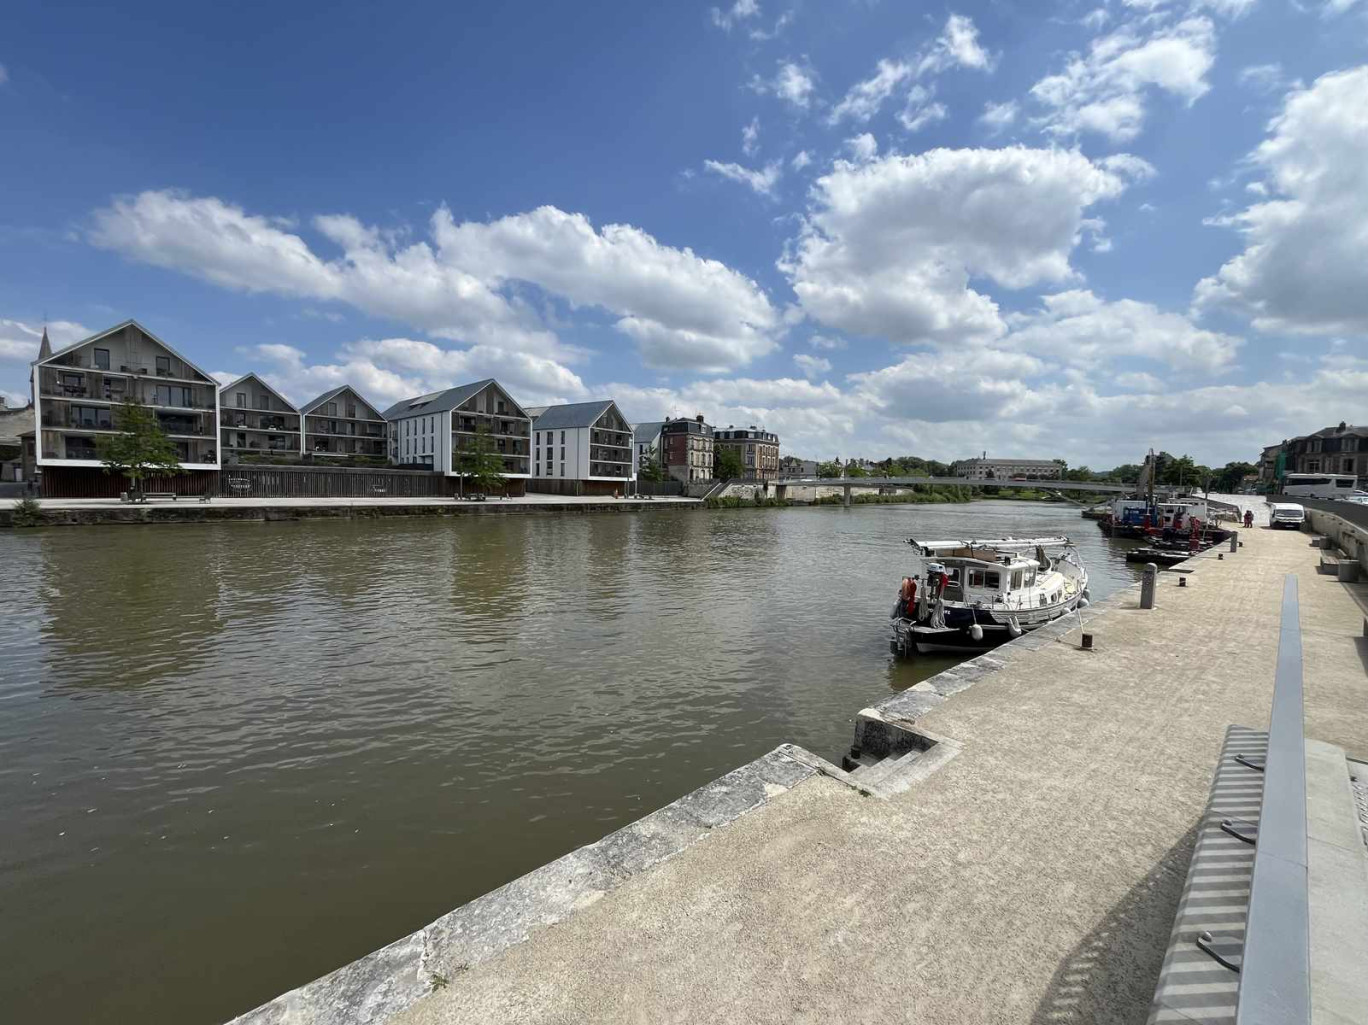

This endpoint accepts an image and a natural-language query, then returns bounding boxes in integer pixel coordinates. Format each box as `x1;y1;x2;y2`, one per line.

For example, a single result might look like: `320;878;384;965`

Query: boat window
984;571;1000;590
1011;570;1022;589
1026;568;1036;586
968;569;984;587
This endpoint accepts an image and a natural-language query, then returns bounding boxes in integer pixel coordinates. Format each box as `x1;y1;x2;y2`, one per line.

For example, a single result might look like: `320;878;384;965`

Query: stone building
661;415;714;484
951;456;1063;481
714;425;780;481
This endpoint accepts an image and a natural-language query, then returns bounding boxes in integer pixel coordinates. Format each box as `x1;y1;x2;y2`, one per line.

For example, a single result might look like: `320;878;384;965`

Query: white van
1268;502;1306;529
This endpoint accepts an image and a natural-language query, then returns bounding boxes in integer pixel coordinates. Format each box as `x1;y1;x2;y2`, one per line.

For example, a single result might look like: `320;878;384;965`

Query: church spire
38;325;52;361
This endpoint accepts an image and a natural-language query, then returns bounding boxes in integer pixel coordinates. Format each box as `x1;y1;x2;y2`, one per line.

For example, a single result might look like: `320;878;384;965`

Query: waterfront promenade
235;525;1368;1025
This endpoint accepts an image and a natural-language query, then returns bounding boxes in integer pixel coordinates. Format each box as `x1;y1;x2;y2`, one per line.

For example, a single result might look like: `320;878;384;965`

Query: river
0;501;1142;1024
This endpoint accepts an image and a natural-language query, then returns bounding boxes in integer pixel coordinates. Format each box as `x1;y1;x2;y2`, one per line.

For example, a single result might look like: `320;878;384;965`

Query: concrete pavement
384;526;1367;1025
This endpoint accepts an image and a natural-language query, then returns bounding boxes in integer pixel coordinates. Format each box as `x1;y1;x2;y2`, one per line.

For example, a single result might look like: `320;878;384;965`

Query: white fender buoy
1007;617;1022;638
1078;597;1090;608
969;624;984;642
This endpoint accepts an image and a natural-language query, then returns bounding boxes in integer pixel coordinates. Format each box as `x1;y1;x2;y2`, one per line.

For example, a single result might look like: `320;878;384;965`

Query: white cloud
751;61;816;110
742;116;760;156
243;337;588;409
793;353;832;378
711;0;761;31
1081;8;1109;30
898;85;948;133
1030;16;1217;142
790;150;812;170
978;99;1019;134
937;13;991;71
0;318;91;363
1323;0;1362;13
808;334;846;350
828;58;913;124
1195;65;1368;336
1237;63;1288;94
1006;289;1243;371
703;159;783;196
1114;371;1165;391
91;191;782;375
782;147;1139;346
842;133;879;162
849;347;1047;424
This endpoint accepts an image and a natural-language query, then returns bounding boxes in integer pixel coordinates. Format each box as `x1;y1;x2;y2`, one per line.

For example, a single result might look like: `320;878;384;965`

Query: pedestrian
1243;509;1254;528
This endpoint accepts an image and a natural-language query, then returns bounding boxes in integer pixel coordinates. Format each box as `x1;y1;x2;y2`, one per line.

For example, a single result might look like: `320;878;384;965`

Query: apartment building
299;386;387;459
1275;422;1368;477
31;320;221;481
381;379;531;486
661;415;714;483
714;425;780;481
219;373;301;460
527;401;635;496
951;456;1063;481
633;421;664;474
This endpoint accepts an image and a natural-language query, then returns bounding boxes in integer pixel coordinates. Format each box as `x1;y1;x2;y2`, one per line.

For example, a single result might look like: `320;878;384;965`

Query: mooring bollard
1228;528;1239;553
1140;562;1158;609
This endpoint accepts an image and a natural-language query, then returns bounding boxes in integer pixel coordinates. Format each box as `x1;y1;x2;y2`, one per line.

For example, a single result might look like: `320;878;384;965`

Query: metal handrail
1237;574;1310;1024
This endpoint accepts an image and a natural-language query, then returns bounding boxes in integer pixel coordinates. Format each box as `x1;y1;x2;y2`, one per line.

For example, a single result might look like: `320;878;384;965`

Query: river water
0;501;1141;1024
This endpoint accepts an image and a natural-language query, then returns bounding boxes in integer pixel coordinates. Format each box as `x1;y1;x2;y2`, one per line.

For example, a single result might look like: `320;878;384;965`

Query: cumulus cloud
703;159;782;196
781;147;1139;346
711;0;760;31
828;15;990;127
1006;289;1243;371
751;60;817;109
90;190;782;374
790;150;812;170
849;347;1047;423
793;353;832;379
899;85;948;133
1237;63;1290;94
1030;16;1217;142
1194;66;1368;336
829;59;914;124
978;99;1019;134
842;133;879;162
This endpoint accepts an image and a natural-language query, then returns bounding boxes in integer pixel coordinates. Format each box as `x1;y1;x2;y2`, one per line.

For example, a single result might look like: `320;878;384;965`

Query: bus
1281;473;1358;499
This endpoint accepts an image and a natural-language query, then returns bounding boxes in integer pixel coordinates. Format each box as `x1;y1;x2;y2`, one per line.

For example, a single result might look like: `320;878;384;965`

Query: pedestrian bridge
766;475;1142;504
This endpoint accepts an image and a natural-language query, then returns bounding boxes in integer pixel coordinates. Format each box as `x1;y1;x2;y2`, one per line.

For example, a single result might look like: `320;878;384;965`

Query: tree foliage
97;400;181;491
638;451;665;483
714;446;744;481
457;425;507;494
816;460;842;478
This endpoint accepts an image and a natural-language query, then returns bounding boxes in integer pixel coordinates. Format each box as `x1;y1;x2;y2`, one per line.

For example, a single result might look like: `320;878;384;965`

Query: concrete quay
0;492;702;528
231;526;1368;1025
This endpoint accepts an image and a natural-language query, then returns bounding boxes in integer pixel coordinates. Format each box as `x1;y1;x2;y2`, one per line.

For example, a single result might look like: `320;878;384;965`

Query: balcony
454;414;529;438
224;412;299;432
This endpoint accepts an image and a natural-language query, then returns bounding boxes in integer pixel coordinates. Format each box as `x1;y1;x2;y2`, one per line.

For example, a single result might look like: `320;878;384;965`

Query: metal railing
1237;574;1310;1024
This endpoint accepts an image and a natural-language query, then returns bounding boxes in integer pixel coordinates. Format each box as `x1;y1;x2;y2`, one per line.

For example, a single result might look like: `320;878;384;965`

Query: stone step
852;749;918;789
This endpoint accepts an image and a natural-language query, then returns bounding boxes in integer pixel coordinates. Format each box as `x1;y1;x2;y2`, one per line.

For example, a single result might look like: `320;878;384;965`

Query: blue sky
2;0;1366;468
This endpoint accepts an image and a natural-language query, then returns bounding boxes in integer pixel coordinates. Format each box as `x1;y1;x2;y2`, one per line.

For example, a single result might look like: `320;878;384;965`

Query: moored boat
890;536;1090;657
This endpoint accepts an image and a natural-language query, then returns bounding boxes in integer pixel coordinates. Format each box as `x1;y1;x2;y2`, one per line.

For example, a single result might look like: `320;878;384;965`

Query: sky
2;0;1366;469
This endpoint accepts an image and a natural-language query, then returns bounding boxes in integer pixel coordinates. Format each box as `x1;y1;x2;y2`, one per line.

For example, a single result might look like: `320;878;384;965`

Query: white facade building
633;421;664;473
381;379;531;478
528;401;635;495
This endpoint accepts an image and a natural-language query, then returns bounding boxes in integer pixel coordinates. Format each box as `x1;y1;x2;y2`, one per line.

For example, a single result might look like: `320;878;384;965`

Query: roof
35;319;215;384
300;384;383;418
0;405;33;447
531;401;619;431
378;379;504;420
219;372;300;413
633;420;665;444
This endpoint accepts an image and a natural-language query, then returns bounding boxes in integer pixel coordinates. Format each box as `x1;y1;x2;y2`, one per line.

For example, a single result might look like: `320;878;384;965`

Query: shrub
11;496;43;528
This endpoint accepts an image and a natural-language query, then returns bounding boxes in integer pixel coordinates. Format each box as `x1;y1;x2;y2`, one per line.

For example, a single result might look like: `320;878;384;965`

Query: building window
346;403;357;418
560;431;565;444
236;392;247;408
560;465;566;477
327;402;338;416
156;355;172;376
93;348;110;370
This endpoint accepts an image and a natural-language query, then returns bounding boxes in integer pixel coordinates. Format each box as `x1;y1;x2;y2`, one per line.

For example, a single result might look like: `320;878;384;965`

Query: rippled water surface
0;502;1141;1024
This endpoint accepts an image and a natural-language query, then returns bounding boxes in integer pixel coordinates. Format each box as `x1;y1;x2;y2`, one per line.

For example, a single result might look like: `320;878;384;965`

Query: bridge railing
1236;574;1310;1024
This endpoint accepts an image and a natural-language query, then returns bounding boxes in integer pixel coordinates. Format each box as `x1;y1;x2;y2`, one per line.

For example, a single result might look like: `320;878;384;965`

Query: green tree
845;460;868;478
457;424;507;495
816;460;842;478
1215;460;1257;493
97;399;181;496
1064;466;1095;482
638;451;665;483
1102;463;1142;482
714;446;744;480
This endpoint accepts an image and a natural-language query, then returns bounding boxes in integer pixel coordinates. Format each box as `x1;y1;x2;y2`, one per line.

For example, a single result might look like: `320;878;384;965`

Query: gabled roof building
299;385;387;459
381;379;532;480
528;400;634;495
219;373;301;459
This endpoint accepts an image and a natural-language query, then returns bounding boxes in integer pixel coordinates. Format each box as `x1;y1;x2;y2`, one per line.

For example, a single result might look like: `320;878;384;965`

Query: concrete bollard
1140;563;1158;609
1228;529;1238;552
